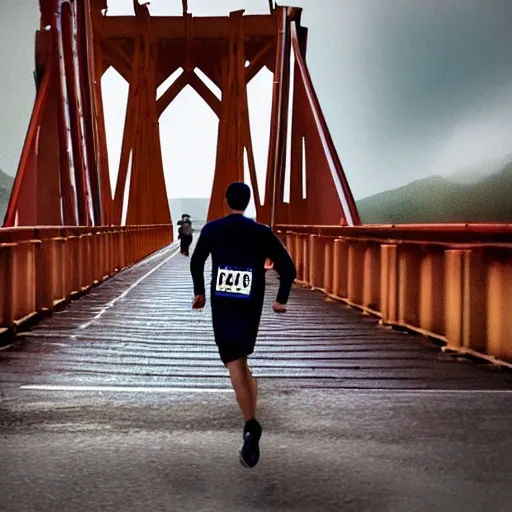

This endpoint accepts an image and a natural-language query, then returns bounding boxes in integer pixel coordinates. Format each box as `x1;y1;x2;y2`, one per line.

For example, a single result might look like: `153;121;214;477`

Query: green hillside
356;163;512;224
0;168;14;223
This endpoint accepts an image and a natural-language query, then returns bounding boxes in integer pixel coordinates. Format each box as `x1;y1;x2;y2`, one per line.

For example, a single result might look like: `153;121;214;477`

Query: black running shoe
239;419;262;468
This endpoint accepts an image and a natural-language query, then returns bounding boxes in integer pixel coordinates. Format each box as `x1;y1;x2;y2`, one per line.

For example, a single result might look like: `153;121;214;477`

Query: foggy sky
0;0;511;202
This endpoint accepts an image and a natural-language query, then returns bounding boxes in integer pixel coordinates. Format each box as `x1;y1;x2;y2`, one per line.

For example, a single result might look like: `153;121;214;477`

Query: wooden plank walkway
1;242;511;391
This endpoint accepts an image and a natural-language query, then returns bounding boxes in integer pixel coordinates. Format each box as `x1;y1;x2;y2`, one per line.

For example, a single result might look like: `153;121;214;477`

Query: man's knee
226;356;248;371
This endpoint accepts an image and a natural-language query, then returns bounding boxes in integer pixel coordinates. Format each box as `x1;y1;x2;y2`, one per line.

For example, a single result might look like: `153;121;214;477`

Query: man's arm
264;227;297;306
190;226;211;297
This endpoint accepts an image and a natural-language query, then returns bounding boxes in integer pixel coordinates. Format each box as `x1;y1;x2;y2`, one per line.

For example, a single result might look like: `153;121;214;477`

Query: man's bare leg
226;357;257;421
226;357;262;468
250;371;258;413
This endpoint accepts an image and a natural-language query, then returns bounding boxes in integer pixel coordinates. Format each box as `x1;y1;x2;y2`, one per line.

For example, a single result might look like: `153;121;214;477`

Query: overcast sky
0;0;511;202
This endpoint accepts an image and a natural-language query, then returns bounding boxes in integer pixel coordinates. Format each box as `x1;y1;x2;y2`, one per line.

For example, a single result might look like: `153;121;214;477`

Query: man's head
225;182;251;212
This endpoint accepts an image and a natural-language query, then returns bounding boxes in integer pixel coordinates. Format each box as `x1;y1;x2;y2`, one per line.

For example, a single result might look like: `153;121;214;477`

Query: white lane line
78;245;181;330
323;389;512;395
18;385;511;394
369;389;512;394
19;385;234;393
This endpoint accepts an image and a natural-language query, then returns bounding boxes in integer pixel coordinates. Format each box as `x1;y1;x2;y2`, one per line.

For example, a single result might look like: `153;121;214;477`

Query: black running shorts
211;300;263;365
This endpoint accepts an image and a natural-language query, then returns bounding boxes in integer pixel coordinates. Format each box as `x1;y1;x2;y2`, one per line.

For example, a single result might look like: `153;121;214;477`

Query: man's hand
272;301;287;313
192;295;206;309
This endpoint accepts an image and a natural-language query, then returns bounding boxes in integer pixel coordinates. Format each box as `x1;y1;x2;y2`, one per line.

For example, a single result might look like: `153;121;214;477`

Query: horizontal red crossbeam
276;223;512;245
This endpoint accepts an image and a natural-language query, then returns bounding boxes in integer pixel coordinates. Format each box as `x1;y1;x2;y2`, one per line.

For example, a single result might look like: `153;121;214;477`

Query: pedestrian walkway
1;242;511;392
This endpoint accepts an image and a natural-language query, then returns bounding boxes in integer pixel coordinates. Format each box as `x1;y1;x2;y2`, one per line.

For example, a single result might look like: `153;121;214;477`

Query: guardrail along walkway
1;243;512;391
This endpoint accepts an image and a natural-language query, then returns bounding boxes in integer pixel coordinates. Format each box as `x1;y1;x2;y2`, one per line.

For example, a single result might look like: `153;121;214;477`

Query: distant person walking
190;182;296;468
178;214;193;256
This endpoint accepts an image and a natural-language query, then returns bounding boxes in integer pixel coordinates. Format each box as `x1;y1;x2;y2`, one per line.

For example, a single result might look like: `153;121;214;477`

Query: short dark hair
226;182;251;211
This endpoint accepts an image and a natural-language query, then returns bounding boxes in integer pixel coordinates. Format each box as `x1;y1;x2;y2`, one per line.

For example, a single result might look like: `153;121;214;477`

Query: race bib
215;266;253;298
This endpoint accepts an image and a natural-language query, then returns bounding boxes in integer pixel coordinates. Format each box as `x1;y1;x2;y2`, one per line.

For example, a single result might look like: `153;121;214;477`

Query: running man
190;182;296;468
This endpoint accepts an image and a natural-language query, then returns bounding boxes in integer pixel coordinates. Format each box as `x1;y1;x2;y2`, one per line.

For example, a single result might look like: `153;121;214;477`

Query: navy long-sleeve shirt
190;214;297;305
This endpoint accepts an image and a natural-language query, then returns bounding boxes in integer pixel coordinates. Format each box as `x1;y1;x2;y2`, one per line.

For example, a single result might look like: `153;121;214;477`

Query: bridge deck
1;243;511;391
2;244;512;512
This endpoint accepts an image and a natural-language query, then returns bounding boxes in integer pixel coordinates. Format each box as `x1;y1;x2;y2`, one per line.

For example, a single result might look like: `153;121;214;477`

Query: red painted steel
0;224;173;333
289;21;360;227
4;2;360;229
3;33;54;227
276;223;512;244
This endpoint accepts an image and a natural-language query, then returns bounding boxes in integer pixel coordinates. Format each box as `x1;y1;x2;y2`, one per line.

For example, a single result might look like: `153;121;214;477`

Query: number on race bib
215;267;253;297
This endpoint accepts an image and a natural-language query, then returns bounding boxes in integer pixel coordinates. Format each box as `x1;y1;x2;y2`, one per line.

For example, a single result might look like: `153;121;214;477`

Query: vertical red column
207;10;247;222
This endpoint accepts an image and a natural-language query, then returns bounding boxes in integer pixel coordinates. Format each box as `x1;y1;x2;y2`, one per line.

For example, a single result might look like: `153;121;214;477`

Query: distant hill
356;162;512;224
0;168;13;188
0;168;14;223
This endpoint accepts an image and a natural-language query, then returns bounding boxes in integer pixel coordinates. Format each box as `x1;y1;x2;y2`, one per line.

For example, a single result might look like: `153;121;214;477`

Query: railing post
119;227;124;266
93;230;103;283
104;229;111;276
444;249;468;350
362;242;380;311
398;244;421;328
128;228;134;266
80;233;93;290
293;233;302;281
380;244;398;325
0;243;15;329
302;234;310;285
66;235;80;296
37;238;55;311
309;235;324;289
486;249;512;361
103;229;110;278
332;238;348;299
418;247;445;336
464;249;488;354
323;237;334;295
10;241;38;323
35;237;48;312
347;240;363;306
53;237;66;306
109;228;115;273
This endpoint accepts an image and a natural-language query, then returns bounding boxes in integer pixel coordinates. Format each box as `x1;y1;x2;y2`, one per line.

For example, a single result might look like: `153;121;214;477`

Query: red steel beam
61;1;91;226
290;20;360;226
7;3;365;231
188;71;222;118
79;0;103;225
266;7;288;228
3;28;55;227
245;39;274;83
100;15;277;40
275;223;512;244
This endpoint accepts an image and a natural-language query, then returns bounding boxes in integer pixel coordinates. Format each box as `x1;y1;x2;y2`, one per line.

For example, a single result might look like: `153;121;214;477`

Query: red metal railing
0;225;173;336
277;224;512;366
